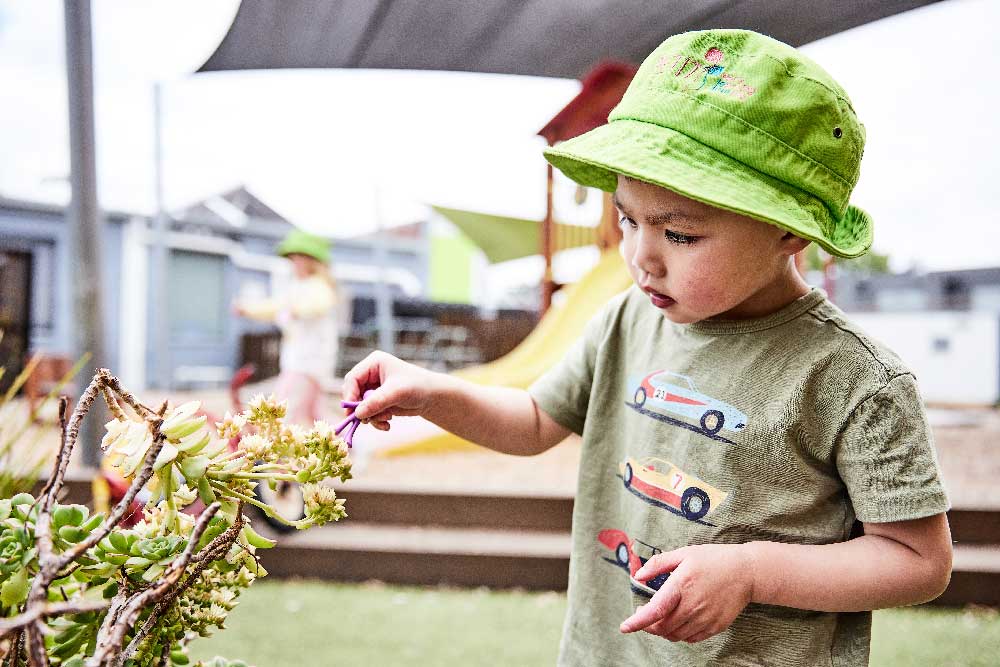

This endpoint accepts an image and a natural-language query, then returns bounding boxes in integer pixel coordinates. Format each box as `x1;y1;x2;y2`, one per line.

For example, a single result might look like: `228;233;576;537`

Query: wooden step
257;523;570;590
39;474;1000;605
937;545;1000;607
332;486;574;532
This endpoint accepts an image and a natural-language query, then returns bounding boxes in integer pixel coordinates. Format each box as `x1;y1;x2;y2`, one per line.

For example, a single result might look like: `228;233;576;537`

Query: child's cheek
677;265;727;311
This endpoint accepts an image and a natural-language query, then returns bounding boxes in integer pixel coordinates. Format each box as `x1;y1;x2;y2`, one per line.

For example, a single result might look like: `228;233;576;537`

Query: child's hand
343;351;438;431
620;543;755;643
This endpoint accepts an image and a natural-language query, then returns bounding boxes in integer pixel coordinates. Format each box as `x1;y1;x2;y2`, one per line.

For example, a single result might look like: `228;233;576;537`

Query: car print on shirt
618;456;729;525
597;528;670;598
633;370;747;435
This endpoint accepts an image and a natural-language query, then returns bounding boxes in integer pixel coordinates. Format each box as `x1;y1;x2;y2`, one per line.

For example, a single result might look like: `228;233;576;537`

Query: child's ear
780;232;811;256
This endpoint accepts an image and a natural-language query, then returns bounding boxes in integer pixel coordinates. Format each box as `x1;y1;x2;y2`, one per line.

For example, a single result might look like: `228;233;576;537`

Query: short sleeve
527;304;613;436
291;277;336;318
835;373;950;523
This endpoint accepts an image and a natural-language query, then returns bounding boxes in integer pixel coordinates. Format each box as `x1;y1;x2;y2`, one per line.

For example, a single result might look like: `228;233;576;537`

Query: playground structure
379;63;637;456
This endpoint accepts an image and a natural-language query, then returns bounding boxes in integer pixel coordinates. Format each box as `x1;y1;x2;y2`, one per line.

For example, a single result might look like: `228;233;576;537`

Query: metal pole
541;162;555;313
373;187;394;354
152;82;172;389
63;0;106;467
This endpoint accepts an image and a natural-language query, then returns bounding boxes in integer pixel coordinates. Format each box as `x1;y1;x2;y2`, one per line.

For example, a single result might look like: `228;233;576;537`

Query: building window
942;277;970;310
168;250;226;341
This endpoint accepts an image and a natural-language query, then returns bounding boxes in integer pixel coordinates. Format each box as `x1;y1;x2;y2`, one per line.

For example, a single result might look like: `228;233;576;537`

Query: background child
343;29;952;665
236;229;340;425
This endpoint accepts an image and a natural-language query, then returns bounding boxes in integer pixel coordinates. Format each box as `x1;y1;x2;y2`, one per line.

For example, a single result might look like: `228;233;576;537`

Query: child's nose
629;227;665;278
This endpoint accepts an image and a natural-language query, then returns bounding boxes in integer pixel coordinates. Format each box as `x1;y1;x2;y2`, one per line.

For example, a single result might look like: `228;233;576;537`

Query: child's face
288;253;319;279
615;175;809;323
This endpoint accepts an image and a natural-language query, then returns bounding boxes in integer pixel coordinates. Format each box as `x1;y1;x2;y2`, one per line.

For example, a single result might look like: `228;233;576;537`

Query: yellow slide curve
379;250;632;456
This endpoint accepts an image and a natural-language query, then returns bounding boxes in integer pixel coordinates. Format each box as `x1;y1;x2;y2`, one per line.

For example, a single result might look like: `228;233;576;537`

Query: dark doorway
0;251;33;395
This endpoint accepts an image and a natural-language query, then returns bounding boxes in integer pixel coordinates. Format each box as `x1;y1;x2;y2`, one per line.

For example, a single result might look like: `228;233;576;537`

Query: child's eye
665;229;699;245
618;215;638;230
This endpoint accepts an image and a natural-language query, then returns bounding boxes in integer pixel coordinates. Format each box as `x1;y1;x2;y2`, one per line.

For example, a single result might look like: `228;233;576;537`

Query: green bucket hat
276;229;331;264
544;29;872;258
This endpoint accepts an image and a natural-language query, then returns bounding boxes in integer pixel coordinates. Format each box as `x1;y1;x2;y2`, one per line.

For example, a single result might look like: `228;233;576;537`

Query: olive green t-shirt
529;286;949;667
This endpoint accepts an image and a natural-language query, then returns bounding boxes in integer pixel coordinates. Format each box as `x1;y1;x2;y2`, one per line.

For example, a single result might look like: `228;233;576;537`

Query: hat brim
544;119;872;258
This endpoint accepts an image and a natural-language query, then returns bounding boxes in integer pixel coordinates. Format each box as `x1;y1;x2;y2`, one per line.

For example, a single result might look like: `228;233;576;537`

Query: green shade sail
432;205;595;264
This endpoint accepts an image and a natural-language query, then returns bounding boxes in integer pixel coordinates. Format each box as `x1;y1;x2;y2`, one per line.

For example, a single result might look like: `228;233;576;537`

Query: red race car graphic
597;529;670;598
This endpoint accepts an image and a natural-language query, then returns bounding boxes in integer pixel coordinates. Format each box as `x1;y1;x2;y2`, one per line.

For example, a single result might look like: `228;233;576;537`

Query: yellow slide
379;250;632;456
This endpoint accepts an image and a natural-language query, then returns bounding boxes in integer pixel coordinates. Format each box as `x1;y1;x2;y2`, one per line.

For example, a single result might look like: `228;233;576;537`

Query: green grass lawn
190;580;1000;666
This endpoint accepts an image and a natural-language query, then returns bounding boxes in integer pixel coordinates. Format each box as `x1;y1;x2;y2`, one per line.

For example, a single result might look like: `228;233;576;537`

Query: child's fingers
354;384;401;421
619;583;682;634
657;617;699;642
372;420;391;431
342;351;389;402
682;629;714;644
634;547;686;581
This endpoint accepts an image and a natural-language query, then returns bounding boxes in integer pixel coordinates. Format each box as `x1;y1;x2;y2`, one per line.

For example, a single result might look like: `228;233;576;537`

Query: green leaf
103;580;120;598
104;553;130;566
164;416;206;440
58;525;87;543
109;531;131;553
81;513;103;533
197;476;217;505
176;431;211;454
180;455;211;481
142;562;166;582
0;567;29;607
241;524;276;550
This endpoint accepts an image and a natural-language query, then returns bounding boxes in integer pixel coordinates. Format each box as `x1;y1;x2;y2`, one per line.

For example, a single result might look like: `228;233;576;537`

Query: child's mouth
643;287;675;308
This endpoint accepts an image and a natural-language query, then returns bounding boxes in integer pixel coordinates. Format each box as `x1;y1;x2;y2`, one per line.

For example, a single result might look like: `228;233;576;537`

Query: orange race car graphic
597;529;670;598
618;456;728;525
626;370;748;445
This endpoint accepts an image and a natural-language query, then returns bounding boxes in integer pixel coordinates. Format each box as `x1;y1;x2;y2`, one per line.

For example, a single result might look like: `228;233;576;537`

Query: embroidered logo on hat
655;47;756;101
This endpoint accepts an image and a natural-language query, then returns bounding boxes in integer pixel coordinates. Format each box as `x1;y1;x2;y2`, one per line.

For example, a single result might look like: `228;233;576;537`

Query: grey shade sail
199;0;941;79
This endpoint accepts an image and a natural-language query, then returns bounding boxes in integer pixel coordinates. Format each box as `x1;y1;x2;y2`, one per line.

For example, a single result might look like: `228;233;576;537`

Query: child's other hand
619;543;755;643
343;351;437;431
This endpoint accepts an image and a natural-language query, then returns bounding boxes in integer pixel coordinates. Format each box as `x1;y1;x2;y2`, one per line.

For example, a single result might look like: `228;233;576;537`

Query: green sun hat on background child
276;229;331;264
544;29;873;258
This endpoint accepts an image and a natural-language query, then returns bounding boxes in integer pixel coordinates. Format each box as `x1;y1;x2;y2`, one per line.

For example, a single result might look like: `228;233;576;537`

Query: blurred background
1;1;998;664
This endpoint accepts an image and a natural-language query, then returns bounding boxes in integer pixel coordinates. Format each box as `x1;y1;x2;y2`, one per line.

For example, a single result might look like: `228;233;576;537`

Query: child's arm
288;277;336;319
620;513;952;643
344;351;572;456
234;297;280;322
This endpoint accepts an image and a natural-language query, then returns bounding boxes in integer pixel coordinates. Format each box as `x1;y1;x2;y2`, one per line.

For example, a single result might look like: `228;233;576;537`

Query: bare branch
100;372;158;420
100;385;127;422
125;508;246;660
0;601;110;641
90;588;128;665
35;397;69;504
43;370;105;513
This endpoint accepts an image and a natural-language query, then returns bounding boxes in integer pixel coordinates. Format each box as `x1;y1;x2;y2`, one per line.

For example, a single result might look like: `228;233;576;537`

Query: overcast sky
0;0;997;272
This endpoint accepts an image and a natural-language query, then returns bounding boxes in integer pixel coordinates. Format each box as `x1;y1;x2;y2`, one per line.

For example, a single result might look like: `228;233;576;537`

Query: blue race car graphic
632;370;747;435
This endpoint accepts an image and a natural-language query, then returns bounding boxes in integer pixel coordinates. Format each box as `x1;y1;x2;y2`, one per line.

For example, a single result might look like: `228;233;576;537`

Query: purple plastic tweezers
335;389;375;448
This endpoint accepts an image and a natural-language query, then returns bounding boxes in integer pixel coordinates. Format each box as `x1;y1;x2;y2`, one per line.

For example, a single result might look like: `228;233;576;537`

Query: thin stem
210;471;299;482
209;481;300;527
0;600;110;640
